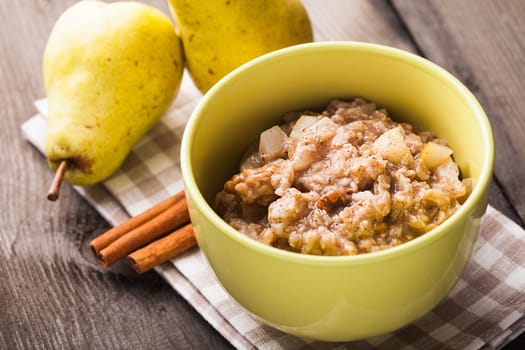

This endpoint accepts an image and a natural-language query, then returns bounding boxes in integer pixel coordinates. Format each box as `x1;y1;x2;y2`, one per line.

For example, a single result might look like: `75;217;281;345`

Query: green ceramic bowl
181;42;494;341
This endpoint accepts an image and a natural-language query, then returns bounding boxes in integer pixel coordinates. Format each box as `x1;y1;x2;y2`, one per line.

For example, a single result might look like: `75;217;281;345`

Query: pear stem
47;160;69;201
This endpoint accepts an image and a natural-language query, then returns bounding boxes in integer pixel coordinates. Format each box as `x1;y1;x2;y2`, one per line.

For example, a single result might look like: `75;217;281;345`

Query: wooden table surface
2;0;524;348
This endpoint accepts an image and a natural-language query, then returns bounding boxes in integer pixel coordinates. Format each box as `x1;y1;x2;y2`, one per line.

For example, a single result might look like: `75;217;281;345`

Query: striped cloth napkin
22;74;525;350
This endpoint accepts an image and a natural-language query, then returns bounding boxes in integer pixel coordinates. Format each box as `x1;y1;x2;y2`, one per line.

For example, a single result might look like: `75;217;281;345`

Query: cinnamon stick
89;191;186;260
128;224;196;274
97;196;190;267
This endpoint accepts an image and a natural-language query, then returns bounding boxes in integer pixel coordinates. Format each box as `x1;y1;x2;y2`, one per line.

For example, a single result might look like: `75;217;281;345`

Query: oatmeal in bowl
180;42;494;341
215;98;471;256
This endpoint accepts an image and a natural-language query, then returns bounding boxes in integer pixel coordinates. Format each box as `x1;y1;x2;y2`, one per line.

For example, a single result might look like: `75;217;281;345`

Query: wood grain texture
1;0;523;349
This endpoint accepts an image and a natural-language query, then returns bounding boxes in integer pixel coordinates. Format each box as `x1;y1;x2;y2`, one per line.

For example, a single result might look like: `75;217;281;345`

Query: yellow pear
167;0;313;93
43;0;184;198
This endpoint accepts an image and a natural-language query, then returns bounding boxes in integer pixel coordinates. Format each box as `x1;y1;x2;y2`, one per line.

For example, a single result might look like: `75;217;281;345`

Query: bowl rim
181;41;495;267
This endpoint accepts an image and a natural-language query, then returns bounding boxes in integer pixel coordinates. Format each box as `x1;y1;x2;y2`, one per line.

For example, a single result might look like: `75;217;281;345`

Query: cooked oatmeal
214;98;471;256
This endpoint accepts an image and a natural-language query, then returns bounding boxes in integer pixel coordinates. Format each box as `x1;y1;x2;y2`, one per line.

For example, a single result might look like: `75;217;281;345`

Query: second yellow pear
168;0;313;93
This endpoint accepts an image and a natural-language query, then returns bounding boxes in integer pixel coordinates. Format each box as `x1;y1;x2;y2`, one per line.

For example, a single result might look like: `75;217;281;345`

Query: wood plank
391;0;525;226
306;0;415;51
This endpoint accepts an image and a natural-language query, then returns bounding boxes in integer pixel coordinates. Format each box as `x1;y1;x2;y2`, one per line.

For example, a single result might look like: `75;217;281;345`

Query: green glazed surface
181;42;494;341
